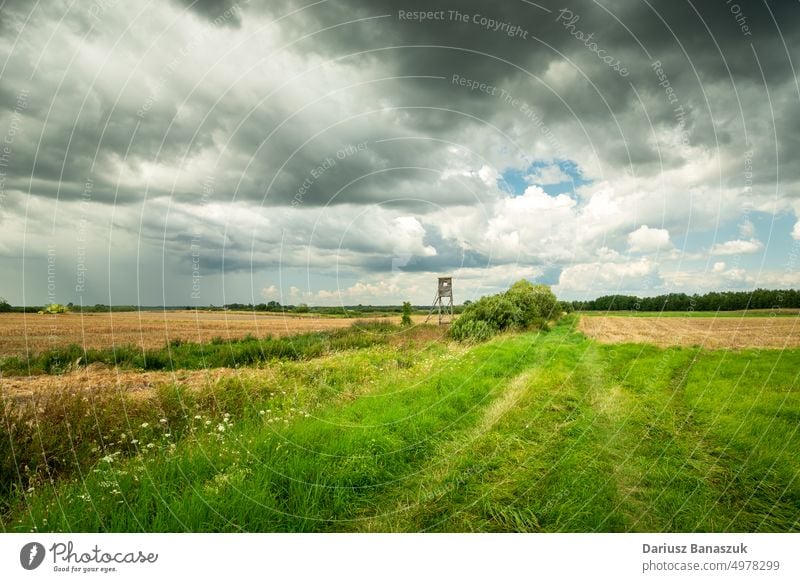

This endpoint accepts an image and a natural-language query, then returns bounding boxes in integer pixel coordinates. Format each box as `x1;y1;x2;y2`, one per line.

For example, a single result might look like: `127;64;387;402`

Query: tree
504;280;559;327
401;301;412;326
0;297;10;312
293;303;309;314
450;280;559;342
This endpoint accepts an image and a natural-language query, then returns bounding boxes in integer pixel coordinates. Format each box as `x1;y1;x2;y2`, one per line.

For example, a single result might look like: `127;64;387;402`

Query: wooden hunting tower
426;276;454;325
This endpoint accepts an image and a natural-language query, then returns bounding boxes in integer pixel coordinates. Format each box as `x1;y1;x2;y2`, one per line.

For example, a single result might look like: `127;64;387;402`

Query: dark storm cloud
1;0;799;304
176;0;800;199
252;0;797;82
175;0;243;27
1;0;796;211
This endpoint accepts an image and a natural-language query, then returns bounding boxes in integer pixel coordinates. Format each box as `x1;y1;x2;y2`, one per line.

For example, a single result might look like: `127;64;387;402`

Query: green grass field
2;315;798;532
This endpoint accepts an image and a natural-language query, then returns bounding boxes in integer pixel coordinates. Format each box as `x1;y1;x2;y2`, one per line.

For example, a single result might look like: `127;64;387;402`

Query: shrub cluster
450;280;559;342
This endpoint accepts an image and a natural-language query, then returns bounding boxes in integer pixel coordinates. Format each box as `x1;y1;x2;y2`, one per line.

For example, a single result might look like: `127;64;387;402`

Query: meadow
0;311;428;356
1;314;798;532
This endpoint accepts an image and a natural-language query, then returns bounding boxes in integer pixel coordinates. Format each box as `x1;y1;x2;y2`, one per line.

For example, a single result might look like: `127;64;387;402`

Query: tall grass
0;320;397;376
0;337;436;520
3;315;799;532
3;327;547;531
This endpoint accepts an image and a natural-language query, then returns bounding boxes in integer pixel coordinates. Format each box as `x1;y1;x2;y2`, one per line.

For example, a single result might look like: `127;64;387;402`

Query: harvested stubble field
0;323;448;399
0;311;426;356
0;365;237;401
578;314;800;349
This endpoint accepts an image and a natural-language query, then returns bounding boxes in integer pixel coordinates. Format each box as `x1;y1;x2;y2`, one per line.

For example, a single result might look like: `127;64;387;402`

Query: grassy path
4;317;799;532
352;327;799;532
5;326;554;531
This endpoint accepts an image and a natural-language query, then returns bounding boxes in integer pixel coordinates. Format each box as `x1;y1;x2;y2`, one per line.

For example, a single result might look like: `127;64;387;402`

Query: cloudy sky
0;0;798;307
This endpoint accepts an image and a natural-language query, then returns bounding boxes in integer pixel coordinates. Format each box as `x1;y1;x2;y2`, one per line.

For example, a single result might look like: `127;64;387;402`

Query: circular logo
20;542;46;570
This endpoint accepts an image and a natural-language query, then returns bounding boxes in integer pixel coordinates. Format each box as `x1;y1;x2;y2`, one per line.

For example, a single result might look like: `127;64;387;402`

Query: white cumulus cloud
627;225;672;253
556;258;660;295
710;239;764;255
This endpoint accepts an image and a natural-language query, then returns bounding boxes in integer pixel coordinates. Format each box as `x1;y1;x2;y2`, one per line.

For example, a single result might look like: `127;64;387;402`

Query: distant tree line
572;288;800;312
3;289;797;315
0;301;141;313
221;303;463;316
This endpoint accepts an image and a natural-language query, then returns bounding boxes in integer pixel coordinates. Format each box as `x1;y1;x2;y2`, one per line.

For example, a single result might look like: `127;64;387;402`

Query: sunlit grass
3;316;798;532
0;320;401;375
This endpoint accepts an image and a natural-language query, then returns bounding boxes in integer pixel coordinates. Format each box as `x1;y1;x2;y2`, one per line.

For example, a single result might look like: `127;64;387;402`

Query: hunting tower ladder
425;276;454;325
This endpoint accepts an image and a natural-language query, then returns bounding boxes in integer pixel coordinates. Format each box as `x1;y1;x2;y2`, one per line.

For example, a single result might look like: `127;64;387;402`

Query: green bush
450;280;559;342
401;301;413;326
505;280;559;324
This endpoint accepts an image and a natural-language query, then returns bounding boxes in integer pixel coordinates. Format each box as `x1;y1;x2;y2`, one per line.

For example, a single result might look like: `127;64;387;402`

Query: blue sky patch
499;159;589;197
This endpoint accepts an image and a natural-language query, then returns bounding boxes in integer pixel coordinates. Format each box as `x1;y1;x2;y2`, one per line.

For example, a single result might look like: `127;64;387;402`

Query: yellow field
0;311;426;356
578;315;800;349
